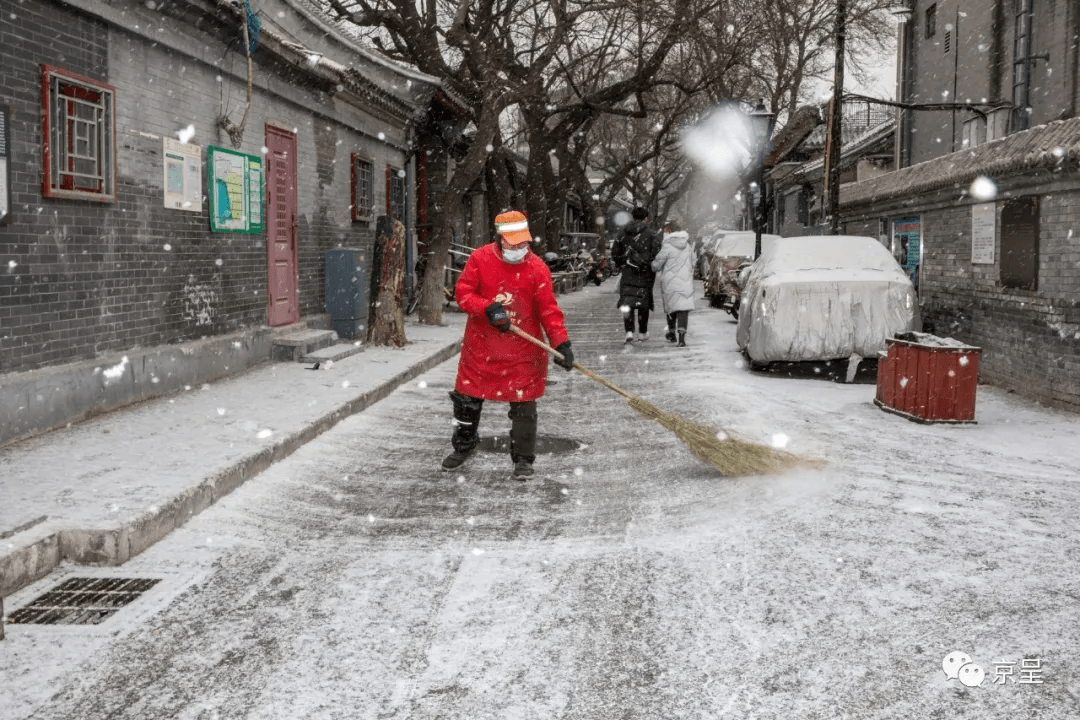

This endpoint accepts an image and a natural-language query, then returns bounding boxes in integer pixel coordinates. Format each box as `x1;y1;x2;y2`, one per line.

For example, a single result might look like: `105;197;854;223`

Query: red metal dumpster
875;332;981;423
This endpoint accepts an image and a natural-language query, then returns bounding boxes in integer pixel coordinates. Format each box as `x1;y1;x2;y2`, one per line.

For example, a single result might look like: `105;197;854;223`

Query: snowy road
3;282;1079;719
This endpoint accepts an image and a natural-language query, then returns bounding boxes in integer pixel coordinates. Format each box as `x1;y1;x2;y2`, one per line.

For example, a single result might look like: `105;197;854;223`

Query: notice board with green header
207;145;263;233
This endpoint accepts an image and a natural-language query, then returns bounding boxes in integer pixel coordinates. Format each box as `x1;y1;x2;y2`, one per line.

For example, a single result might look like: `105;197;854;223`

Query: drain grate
7;577;161;625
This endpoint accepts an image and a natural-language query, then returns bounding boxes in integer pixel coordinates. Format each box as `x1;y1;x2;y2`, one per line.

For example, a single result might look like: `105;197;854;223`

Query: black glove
554;341;574;371
485;302;511;332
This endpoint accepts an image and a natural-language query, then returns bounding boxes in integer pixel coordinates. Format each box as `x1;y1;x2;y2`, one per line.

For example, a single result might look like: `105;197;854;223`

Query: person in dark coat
611;206;662;343
442;210;574;480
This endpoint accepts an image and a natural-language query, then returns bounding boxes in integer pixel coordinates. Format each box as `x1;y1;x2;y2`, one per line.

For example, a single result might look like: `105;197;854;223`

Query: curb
0;339;463;601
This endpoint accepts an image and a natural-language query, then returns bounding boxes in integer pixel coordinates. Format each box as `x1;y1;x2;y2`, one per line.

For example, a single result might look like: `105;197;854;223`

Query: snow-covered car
695;230;727;280
704;231;780;312
736;235;920;367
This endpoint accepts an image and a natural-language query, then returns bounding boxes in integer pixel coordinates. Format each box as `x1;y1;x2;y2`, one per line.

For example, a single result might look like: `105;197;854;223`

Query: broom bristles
625;396;814;476
505;325;817;476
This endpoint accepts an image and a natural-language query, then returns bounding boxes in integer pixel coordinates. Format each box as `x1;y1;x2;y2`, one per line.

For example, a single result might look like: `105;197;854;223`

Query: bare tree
319;0;573;323
749;0;895;119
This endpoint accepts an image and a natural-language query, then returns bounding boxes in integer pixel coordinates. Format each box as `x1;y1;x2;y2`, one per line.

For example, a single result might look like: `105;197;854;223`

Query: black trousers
666;310;689;332
449;391;537;463
623;307;651;333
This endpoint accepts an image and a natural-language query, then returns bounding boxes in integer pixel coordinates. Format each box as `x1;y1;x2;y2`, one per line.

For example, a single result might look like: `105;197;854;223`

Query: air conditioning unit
963;116;985;148
986;107;1011;142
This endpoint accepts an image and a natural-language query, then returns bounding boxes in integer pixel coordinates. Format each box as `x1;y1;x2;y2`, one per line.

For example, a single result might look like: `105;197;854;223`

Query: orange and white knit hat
494;210;532;245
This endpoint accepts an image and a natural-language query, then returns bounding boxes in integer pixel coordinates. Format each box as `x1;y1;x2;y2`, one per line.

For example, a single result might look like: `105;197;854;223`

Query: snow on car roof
715;232;781;257
755;235;910;284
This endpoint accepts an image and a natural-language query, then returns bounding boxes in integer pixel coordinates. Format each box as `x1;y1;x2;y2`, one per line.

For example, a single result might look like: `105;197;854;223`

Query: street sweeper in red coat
441;210;574;480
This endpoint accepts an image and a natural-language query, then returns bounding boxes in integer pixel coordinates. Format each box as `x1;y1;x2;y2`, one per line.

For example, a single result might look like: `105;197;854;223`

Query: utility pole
827;0;847;235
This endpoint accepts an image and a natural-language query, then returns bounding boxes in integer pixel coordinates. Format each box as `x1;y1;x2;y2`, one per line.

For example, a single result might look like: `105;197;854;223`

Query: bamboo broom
510;325;812;477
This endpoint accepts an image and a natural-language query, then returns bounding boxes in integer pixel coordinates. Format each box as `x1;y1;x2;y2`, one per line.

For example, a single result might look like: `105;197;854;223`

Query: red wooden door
265;125;299;326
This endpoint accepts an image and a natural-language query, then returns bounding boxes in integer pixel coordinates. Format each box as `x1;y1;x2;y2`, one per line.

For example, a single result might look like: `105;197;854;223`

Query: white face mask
502;246;528;263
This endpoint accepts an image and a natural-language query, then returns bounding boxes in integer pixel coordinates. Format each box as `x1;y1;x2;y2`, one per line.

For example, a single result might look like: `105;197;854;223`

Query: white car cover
736;236;920;362
713;231;781;258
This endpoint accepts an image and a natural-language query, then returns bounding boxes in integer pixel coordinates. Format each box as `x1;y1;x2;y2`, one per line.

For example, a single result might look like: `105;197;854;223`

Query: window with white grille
42;65;116;202
351;154;373;220
387;166;405;221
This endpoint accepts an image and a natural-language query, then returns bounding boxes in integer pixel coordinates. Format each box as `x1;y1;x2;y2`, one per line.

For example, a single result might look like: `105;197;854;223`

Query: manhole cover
477;435;582;455
7;577;161;625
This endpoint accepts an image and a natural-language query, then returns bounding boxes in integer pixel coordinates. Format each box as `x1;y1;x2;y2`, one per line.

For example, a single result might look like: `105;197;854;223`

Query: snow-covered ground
2;282;1078;719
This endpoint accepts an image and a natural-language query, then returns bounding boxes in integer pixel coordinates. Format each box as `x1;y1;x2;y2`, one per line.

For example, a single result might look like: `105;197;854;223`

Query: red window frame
41;64;117;202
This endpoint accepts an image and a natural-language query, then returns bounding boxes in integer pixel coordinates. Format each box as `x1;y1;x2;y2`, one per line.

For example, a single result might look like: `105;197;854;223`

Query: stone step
271;329;338;362
301;342;365;364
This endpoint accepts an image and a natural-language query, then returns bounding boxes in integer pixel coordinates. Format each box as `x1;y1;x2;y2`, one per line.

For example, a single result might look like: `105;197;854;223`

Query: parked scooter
718;261;753;319
583;255;610;285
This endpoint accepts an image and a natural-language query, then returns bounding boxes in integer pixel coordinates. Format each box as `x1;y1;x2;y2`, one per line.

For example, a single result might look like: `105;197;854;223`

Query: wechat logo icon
943;651;985;687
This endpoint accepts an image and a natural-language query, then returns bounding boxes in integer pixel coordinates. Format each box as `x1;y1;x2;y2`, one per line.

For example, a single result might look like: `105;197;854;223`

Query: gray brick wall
843;182;1080;413
0;0;410;375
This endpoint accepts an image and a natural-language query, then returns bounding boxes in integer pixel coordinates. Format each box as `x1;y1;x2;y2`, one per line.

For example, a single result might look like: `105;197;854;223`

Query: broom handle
509;324;635;401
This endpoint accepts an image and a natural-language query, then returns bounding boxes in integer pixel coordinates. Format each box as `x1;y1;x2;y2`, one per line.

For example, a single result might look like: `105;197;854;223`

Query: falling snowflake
970;176;997;201
417;381;428;389
899;377;910;388
163;243;172;251
472;548;485;555
959;356;970;367
217;408;226;416
573;467;584;476
771;433;789;449
256;429;273;439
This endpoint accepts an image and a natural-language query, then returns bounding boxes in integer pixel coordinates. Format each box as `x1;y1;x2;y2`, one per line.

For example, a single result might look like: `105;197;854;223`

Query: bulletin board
163;137;202;211
893;217;921;289
207;145;263;233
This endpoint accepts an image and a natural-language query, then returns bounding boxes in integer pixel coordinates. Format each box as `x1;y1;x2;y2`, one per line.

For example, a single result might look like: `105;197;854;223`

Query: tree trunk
416;95;508;325
417;140;451;325
485;132;513;222
368;218;407;346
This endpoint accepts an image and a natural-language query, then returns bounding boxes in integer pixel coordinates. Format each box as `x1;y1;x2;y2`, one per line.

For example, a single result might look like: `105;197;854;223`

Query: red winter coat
454;243;570;402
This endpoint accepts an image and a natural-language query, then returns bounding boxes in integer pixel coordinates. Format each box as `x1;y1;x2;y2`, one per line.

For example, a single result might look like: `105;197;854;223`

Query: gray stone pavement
0;288;602;600
3;279;1080;718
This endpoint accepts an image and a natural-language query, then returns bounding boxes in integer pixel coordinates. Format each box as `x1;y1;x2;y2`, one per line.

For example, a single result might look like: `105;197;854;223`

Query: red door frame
265;125;299;326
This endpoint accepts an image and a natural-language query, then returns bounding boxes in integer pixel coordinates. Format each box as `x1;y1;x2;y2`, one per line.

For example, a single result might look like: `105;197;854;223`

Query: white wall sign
971;202;996;264
163;137;203;211
0;105;10;224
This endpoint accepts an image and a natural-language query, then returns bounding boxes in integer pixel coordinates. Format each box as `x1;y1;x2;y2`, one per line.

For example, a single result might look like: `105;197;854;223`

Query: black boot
677;330;686;347
443;392;483;470
508;401;537;480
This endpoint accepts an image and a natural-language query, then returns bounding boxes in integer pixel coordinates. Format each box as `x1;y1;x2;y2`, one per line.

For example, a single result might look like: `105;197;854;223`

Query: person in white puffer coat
651;228;695;347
